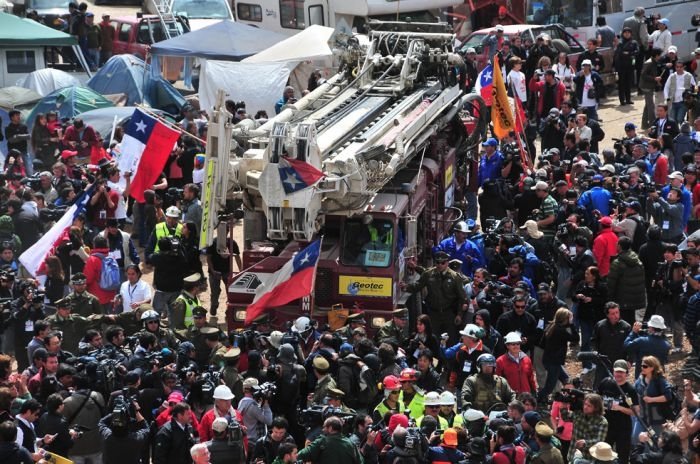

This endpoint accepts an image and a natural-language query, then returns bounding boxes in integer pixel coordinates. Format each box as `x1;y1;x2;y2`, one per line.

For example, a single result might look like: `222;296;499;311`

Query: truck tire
551;39;571;55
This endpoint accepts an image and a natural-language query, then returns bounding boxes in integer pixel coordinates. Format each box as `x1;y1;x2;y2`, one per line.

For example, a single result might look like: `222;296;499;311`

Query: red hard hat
399;368;418;382
383;375;401;390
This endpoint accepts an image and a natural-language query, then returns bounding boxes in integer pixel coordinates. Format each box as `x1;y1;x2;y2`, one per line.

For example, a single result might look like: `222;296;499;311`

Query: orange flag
491;55;516;138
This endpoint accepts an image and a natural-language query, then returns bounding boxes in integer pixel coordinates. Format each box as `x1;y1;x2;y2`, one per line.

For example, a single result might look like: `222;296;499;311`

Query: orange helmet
399;368;418;382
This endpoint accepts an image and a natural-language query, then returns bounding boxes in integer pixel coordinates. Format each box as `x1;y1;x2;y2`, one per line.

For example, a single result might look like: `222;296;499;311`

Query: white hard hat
424;391;441;406
459;323;483;339
439;391;456;406
268;330;284;349
140;310;160;321
213;385;235;400
165;206;181;218
463;408;487;421
292;316;311;333
648;315;666;330
504;332;523;344
454;221;470;233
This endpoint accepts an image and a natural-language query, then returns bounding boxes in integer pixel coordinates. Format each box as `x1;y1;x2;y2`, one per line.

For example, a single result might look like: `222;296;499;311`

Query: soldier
309;356;336;406
374;307;409;345
325;388;355;414
137;309;179;350
335;311;366;342
531;421;565;464
400;250;468;343
221;346;243;405
176;306;212;368
45;298;109;354
202;327;226;367
170;273;204;330
64;272;102;317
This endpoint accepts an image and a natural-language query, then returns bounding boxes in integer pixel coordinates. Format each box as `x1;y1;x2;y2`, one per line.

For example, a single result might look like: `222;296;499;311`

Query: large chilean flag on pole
244;240;321;324
118;109;181;202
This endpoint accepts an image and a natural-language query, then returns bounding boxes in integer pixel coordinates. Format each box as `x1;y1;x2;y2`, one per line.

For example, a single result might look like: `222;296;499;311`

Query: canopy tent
87;55;185;114
0;12;77;47
26;86;114;130
150;20;286;60
17;69;82;97
0;87;42;110
243;25;335;64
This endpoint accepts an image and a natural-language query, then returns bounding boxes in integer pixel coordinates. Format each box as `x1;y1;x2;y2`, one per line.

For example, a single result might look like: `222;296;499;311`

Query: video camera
165;187;184;205
299;405;357;430
111;388;139;429
20;174;42;191
39;206;69;223
553;387;586;410
251;381;277;401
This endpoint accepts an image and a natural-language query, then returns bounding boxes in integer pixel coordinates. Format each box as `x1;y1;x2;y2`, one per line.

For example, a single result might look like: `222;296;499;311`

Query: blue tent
26;86;114;130
87;55;185;114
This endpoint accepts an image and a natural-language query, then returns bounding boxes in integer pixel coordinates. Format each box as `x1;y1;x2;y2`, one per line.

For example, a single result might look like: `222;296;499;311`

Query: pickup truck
460;24;615;86
111;14;189;60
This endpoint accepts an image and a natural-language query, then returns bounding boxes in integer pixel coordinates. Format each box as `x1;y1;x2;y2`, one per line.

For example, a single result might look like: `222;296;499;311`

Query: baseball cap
495;25;504;32
624;122;636;131
669;171;684;180
599;216;613;227
613;360;629;372
168;391;184;403
531;181;549;191
581;59;592;67
60;150;78;160
212;417;229;433
481;137;498;147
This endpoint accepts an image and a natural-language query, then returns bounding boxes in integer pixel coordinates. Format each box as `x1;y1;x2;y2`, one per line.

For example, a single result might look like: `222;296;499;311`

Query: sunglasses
514;305;526;309
641;364;650;369
428;405;440;409
437;261;448;265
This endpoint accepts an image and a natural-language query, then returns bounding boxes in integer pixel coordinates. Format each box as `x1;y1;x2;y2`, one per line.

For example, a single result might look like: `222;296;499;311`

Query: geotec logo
339;276;392;297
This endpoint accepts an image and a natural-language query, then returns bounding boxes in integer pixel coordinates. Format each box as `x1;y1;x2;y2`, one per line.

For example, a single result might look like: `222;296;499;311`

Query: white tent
199;25;336;115
242;25;335;64
16;69;82;97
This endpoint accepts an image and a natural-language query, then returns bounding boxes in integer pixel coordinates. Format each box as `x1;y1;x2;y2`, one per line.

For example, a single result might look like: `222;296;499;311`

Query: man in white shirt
650;18;673;55
118;265;152;313
106;167;131;225
15;399;53;459
664;62;696;123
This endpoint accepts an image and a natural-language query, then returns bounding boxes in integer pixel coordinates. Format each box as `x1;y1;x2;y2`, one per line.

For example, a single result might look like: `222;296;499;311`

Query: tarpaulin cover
17;69;82;97
0;87;42;110
199;60;291;117
87;54;185;113
26;86;114;130
243;25;335;63
0;12;77;46
150;20;286;60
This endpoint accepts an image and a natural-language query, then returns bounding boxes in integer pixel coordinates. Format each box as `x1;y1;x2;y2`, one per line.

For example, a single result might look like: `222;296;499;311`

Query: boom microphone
576;351;602;362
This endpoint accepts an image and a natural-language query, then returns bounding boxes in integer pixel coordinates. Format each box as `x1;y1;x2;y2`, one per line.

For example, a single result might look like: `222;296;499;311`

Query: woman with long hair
634;355;674;438
406;314;440;365
554;52;575;89
538;307;579;403
44;256;66;304
31;113;59;168
573;266;607;371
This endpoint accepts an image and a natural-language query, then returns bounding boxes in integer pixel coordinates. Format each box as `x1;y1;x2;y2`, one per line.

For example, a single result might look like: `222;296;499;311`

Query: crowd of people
1;4;700;464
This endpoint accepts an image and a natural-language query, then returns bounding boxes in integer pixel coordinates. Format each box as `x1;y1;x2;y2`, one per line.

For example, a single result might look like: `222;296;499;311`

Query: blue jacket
577;186;612;217
685;292;700;341
624;332;671;377
661;184;692;228
435;235;485;277
478;152;503;187
426;445;466;463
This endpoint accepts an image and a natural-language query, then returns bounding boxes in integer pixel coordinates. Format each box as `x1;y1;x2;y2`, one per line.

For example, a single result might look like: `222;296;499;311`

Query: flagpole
309;236;323;321
504;71;532;172
136;104;208;146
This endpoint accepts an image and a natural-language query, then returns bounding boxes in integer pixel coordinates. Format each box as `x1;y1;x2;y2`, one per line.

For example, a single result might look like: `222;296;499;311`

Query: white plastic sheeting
16;69;82;97
242;25;335;64
199;60;292;117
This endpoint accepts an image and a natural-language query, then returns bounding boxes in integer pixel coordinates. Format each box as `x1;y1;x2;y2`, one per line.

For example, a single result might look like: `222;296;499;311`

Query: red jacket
492;446;526;464
528;78;566;118
592;227;618;277
198;407;248;450
62;125;99;160
156;406;201;430
495;353;537;394
651;154;669;186
84;247;116;305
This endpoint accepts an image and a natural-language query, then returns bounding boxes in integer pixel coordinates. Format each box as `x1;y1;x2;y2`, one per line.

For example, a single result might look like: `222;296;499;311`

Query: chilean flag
118;109;181;202
475;64;494;106
278;156;324;194
19;187;93;278
244;240;321;324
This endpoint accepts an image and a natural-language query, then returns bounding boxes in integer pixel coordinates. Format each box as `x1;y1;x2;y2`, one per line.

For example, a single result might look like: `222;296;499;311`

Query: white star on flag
483;71;492;81
283;172;302;187
299;253;310;265
135;120;147;133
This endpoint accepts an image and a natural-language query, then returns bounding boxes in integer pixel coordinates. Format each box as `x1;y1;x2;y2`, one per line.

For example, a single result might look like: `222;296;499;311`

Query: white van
231;0;461;36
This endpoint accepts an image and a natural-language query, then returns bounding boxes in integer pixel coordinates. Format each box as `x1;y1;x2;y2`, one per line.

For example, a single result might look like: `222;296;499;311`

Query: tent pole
72;45;93;79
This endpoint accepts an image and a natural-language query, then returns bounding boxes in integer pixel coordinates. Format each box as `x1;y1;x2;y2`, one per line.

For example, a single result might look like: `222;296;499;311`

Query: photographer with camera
146;206;183;265
150;236;186;318
539;109;566;153
237;378;272;444
87;179;119;231
179;184;202;230
206;417;245;464
624;316;671;377
62;374;105;464
297;416;363;464
597;360;639;464
9;280;46;371
560;393;609;463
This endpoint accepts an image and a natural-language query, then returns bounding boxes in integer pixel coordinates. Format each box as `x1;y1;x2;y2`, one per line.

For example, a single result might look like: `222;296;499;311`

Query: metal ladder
153;0;181;40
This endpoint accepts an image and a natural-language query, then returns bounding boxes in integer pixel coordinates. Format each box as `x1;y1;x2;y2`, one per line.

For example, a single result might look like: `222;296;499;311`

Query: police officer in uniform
176;306;212;368
400;251;468;343
45;298;110;354
374;307;409;345
309;356;337;405
531;421;565;464
170;273;203;331
137;309;179;350
325;387;355;414
202;327;226;367
145;205;183;263
221;346;244;404
335;310;366;342
64;272;102;317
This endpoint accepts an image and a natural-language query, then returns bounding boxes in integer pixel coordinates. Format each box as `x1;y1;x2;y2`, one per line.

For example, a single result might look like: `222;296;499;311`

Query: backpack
590;121;605;143
629;216;649;252
656;378;683;421
96;253;121;291
272;364;300;407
